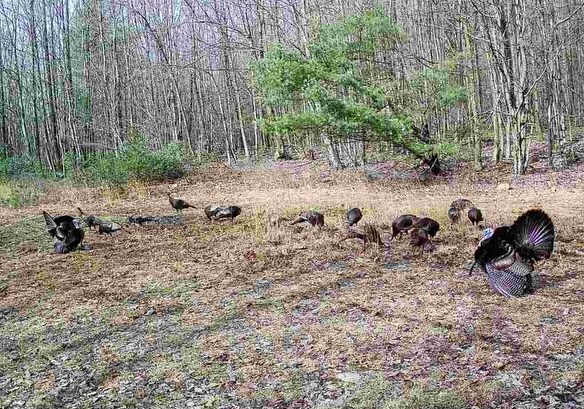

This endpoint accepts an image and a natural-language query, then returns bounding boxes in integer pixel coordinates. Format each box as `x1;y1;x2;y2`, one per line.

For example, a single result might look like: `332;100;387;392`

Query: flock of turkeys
42;194;555;298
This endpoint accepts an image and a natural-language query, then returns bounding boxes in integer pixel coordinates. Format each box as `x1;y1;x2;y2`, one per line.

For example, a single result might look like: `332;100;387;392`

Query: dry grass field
1;159;583;408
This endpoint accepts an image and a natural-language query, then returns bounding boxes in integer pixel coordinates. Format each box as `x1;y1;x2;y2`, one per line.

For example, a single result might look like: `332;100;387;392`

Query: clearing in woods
0;161;583;408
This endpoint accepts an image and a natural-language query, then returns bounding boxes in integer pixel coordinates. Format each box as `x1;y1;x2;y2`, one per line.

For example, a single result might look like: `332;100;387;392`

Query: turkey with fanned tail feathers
470;209;555;297
43;211;85;253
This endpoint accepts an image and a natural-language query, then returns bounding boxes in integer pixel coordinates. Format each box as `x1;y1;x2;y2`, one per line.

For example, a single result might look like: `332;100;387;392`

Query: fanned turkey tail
43;211;58;237
509;209;555;262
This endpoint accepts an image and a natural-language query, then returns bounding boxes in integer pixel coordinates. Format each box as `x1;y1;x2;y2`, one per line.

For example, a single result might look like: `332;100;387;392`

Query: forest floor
1;154;583;409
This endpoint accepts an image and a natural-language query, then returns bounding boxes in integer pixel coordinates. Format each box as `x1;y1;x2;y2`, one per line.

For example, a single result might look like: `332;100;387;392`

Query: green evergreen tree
252;8;466;166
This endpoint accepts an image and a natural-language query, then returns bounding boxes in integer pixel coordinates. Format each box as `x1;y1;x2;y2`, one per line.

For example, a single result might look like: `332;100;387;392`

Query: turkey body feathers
169;194;194;213
448;207;460;223
509;209;555;262
472;210;555;297
97;221;122;235
409;228;429;248
468;208;483;225
451;199;474;211
216;206;242;221
57;228;85;254
414;217;440;238
77;207;121;234
43;211;84;253
77;207;98;229
391;214;419;239
290;211;324;227
205;205;242;222
345;208;362;227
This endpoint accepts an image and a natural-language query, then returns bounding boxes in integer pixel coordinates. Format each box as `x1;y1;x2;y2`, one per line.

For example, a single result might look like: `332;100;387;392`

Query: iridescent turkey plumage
471;210;555;297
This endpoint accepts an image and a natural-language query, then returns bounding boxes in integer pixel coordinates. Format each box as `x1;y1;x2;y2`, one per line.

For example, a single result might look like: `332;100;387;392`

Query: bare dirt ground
1;158;583;409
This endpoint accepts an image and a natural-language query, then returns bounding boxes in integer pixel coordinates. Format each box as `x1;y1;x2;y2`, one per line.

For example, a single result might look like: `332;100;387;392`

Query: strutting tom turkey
43;211;85;254
470;209;555;297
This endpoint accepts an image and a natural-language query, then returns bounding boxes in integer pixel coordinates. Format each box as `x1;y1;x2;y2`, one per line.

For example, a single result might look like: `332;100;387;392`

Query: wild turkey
204;205;242;223
128;215;181;225
468;207;484;226
413;217;440;238
470;209;555;297
418;168;432;183
78;207;122;234
338;223;384;249
77;207;98;229
43;211;84;254
345;208;363;228
169;193;194;215
448;207;461;224
43;212;75;237
450;198;475;211
290;210;324;227
128;215;150;225
409;217;439;251
96;220;122;235
409;227;429;250
391;214;420;239
421;153;440;175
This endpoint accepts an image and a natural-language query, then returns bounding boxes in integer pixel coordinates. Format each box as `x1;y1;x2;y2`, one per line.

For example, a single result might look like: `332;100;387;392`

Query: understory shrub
0;134;191;206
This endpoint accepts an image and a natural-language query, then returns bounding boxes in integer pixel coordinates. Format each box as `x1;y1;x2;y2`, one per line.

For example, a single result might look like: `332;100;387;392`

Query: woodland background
1;0;584;180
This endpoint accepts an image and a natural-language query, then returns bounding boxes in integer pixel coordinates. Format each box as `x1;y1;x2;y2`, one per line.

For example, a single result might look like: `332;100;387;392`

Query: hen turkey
290;210;324;227
169;193;194;215
391;214;420;239
77;207;98;229
204;205;242;223
468;207;484;226
408;217;439;251
78;207;121;234
409;227;429;249
413;217;440;238
345;208;363;228
470;209;555;297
